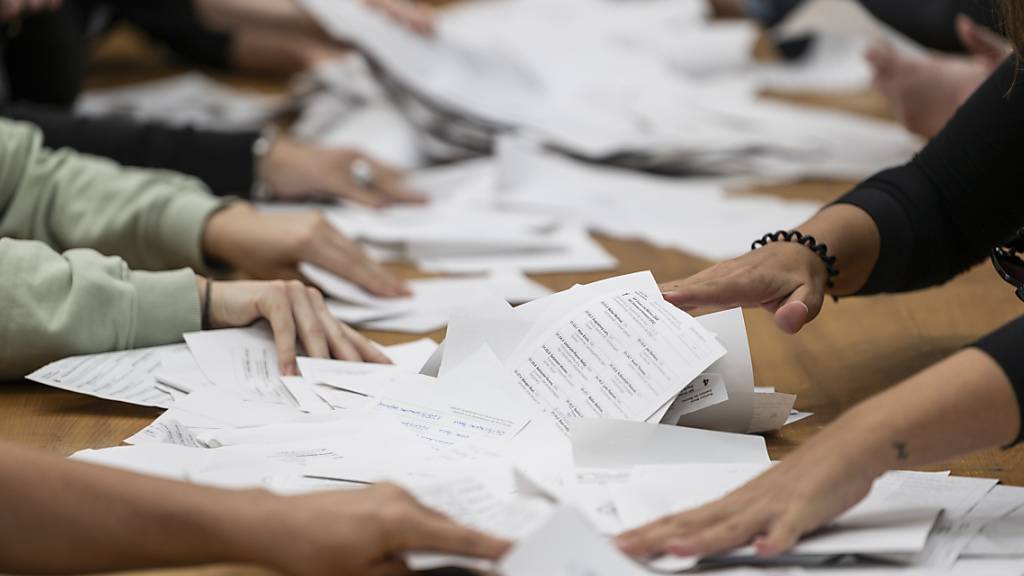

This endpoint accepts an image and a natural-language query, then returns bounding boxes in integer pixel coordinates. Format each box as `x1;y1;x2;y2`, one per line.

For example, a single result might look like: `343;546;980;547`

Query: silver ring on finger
350;157;377;189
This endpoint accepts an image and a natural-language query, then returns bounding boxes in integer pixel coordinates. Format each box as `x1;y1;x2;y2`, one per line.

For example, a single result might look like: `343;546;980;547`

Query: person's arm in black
1;103;256;196
835;56;1024;425
836;56;1024;294
747;0;997;52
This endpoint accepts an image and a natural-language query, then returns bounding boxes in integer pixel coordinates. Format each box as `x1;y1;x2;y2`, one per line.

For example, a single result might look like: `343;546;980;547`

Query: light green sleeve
0;119;228;272
0;239;202;379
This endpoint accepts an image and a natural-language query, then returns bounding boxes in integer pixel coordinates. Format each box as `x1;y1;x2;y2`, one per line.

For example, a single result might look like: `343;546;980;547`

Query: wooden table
2;15;1024;576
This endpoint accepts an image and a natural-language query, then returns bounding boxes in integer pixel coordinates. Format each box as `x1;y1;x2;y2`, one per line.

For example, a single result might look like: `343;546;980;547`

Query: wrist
202;202;256;267
206;489;291;568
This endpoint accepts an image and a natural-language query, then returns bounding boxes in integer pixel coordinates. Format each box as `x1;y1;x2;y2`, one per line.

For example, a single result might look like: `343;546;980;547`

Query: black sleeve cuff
973;315;1024;446
833;185;914;295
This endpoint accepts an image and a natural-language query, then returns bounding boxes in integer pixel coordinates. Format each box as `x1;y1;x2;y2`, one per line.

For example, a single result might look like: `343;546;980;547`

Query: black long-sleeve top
0;102;258;195
835;56;1024;438
752;0;998;53
0;0;256;195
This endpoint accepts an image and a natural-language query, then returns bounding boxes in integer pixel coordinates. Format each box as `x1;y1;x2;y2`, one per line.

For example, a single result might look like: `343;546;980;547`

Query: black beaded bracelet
751;230;839;289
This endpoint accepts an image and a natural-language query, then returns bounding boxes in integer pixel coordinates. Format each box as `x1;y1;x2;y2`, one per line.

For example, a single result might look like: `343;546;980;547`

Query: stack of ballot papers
26;271;1024;573
76;72;284;132
295;0;922;178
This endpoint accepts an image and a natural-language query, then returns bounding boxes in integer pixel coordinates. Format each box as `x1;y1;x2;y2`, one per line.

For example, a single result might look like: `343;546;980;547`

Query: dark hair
1006;0;1024;56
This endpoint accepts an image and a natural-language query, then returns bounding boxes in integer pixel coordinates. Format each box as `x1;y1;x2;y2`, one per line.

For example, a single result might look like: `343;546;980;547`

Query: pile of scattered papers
28;272;1024;573
297;0;922;177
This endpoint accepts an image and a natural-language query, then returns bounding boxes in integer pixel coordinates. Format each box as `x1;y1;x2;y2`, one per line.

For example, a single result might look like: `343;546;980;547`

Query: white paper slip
657;372;729;421
280;376;334;414
571;419;769;469
674;308;755;433
304;265;551;310
505;273;726;431
500;506;668;576
405;476;555;572
964;486;1024;556
416;225;618;275
27;345;185;408
125;412;204;448
614;463;774;531
183;325;297;406
369;347;532;449
297;356;412;397
70;444;204;481
380;338;438;371
748;392;798;434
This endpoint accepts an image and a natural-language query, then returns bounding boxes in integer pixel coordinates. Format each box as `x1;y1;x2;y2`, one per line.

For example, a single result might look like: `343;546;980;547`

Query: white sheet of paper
280;376;334;414
405;476;555;571
380;338;439;371
674;308;755;433
184;325;297;406
748;391;798;434
964;486;1024;556
504;272;725;430
27;345;182;408
571;419;768;469
500;506;666;576
70;444;204;481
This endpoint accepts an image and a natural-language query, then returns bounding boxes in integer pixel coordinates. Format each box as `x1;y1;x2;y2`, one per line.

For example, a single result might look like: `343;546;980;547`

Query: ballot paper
503;272;726;430
500;506;666;576
71;444;204;481
871;475;1000;567
964;486;1024;557
184;325;297;406
27;345;185;408
498;141;822;261
379;338;438;371
404;476;556;572
748;391;799;434
76;72;282;131
416;224;618;275
370;346;534;449
571;419;769;469
671;308;756;432
304;265;551;326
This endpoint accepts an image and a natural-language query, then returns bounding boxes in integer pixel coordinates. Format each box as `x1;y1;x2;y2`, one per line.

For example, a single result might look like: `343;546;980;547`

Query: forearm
194;0;321;35
0;239;202;379
1;103;258;194
811;348;1020;478
793;203;880;296
0;442;278;574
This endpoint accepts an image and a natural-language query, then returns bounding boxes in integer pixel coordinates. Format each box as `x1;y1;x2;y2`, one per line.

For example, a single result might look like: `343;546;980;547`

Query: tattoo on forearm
893;441;909;461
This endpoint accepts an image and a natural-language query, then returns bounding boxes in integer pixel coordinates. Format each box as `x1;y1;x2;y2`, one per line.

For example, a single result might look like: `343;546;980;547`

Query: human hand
364;0;435;35
202;202;410;297
0;0;61;21
259;134;426;208
660;241;829;334
867;18;1007;139
198;277;390;373
615;437;877;560
250;483;510;576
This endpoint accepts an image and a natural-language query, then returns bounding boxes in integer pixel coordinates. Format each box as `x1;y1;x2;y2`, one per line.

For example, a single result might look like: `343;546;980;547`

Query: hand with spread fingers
198;277;391;375
615;432;876;561
202;202;410;298
258;483;510;576
259;134;427;208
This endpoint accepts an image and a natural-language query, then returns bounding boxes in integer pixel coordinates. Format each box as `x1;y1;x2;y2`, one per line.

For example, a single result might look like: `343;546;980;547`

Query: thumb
770;284;822;334
956;14;1009;60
